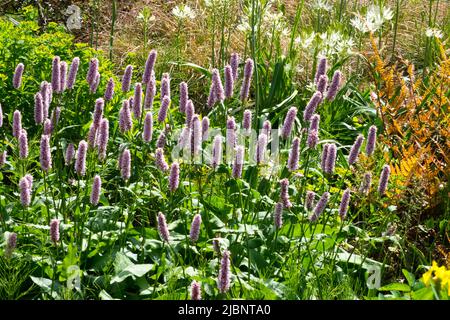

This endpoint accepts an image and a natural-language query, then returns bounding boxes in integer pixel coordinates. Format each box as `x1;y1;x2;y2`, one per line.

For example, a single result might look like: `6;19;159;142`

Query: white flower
318;30;354;57
351;16;368;33
312;0;332;12
237;18;251;33
295;32;316;49
172;5;196;20
284;63;292;73
426;27;443;39
382;6;394;21
263;11;284;26
352;5;394;33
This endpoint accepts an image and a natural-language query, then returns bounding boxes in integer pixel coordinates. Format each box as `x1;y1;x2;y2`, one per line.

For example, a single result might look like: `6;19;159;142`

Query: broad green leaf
111;264;153;284
378;283;411;292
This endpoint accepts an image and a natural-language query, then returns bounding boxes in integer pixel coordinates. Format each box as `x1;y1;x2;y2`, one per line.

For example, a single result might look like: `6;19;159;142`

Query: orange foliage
368;34;449;202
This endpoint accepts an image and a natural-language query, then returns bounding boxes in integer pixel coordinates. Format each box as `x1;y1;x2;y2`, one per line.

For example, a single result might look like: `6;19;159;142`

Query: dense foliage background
0;1;449;300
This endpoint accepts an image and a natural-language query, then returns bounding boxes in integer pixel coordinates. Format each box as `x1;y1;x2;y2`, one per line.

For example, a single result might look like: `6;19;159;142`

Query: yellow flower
422;261;450;295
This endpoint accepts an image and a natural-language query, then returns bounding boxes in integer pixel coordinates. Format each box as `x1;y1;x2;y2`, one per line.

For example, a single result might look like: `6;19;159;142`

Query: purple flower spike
240;58;254;101
67;57;80;90
226;117;237;152
310;114;320;131
104;77;115;101
232;145;244;179
189;214;202;243
317;74;328;94
348;134;364;165
212;135;223;169
224;65;234;98
280;178;292;209
324;143;337;174
40;134;52;172
212;69;225;103
119;100;132;133
310;192;330;222
156;131;166;149
242;109;252;133
75;140;87;176
378;164;391;196
179;82;188;113
50;106;60;133
185;100;194;127
274;202;283;229
157;212;170;243
24;174;33;190
155;148;169;172
19;176;31;207
190;115;202;157
339;188;351;220
321;143;329;172
161;73;171;100
158;96;171;123
207;83;217;108
281;107;297;139
191;281;201;300
230;53;240;81
97;118;109;161
366;125;377;156
93;98;104;129
255;133;267;165
142;112;153;142
217;250;231;293
178;127;190;149
89;72;100;93
359;172;372;195
169;162;180;192
59;61;67;92
121;65;133;92
314;57;327;83
133;83;143;119
51;56;61;93
65;143;75;166
34;92;44;124
326;70;342;101
307;129;319;149
86;58;99;86
13;110;22;138
18;129;28;159
262;120;271;137
144;72;156;110
305;191;315;211
5;232;17;258
142;50;157;84
43;119;52;136
40;81;51;118
90;175;102;206
303;91;323;122
13;63;25;89
287;137;300;172
202;116;210;142
0;103;3;128
50;219;60;244
120;148;131;181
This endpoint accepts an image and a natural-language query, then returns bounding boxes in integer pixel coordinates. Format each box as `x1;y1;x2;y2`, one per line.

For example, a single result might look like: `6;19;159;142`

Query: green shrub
0;6;116;139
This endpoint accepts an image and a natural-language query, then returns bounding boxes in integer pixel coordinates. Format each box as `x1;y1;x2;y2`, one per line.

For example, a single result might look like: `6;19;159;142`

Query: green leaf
411;287;435;300
110;264;153;284
113;252;133;274
402;269;416;287
30;276;53;293
378;283;411;292
99;290;119;300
